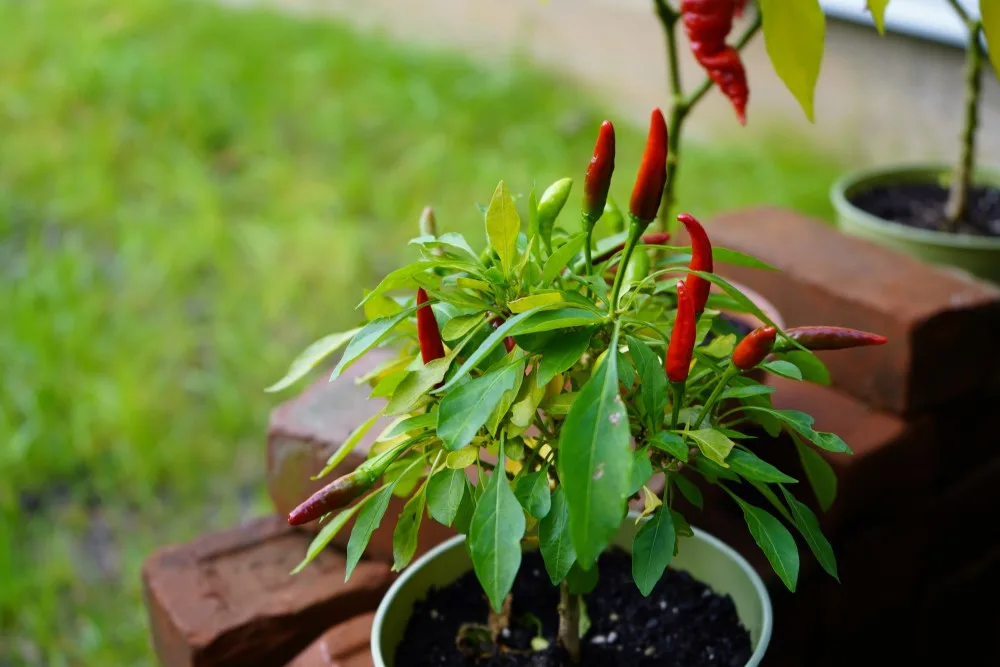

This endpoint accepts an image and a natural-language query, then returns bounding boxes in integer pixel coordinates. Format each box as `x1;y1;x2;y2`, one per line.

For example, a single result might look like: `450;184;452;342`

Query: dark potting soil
394;548;751;667
849;182;1000;237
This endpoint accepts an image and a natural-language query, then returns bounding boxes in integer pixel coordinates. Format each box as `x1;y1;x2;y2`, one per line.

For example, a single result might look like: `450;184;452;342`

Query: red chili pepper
733;0;747;18
666;281;696;383
491;316;516;353
583;120;615;224
416;288;446;364
781;326;888;351
680;0;749;125
677;213;713;315
732;326;777;370
591;232;672;266
629;108;668;224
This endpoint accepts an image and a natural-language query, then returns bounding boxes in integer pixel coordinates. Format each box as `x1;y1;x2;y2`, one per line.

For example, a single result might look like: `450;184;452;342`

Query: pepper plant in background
271;112;887;664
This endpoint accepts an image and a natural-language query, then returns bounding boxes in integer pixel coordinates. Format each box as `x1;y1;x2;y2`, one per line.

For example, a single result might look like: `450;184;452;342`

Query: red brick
142;516;392;667
267;351;455;562
286;613;374;667
709;207;1000;415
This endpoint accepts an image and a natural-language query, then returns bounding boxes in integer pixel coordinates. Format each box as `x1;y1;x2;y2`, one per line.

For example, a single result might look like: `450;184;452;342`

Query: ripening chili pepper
604;196;625;234
287;440;411;525
666;281;696;383
583;121;616;225
416;288;446;364
680;0;749;124
677;213;713;316
623;247;651;286
419;206;437;238
537;177;573;246
591;232;672;266
491;316;516;353
629;108;668;224
780;326;888;351
732;326;777;370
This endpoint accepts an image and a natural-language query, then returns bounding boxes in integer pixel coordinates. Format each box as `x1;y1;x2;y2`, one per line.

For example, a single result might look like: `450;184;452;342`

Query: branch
944;0;972;24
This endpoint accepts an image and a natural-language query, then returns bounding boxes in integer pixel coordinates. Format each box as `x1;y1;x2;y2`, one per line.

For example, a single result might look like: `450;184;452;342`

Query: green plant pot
831;164;1000;283
370;515;773;666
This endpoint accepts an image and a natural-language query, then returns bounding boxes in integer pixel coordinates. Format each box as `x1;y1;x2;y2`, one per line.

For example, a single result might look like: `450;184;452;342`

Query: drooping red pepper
732;326;777;370
591;232;672;266
583;120;615;225
680;0;749;125
677;213;713;316
491;316;516;353
416;288;446;363
629;108;668;224
780;326;888;351
666;281;696;383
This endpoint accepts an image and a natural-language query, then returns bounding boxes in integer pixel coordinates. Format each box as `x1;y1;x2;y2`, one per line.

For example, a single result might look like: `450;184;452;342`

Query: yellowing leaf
508;292;564;313
760;0;826;121
867;0;890;34
983;0;1000;80
486;180;520;275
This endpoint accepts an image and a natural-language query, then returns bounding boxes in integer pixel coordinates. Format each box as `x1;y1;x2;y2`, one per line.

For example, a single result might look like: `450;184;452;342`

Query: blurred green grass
0;0;842;664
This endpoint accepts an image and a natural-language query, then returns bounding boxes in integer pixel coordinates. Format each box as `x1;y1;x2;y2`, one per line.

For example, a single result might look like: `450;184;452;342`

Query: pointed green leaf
629;448;654;497
446;446;479;470
780;486;838;580
437;364;521;450
385;357;453;416
346;485;396;579
427;469;467;527
984;1;1000;81
727;449;797;484
762;360;803;381
866;0;890;34
539;487;576;585
686;429;735;467
267;328;361;392
778;350;830;385
794;436;837;511
453;478;476;535
566;561;599;595
760;0;826;121
632;508;676;597
711;247;779;271
558;327;632;569
292;504;362;574
735;496;800;591
511;308;604;336
628;336;668;432
507;374;548;437
359;259;473;308
330;306;418;381
719;384;776;400
671;473;703;509
381;411;437;440
313;411;384;479
442;314;486;342
541;233;588;283
392;489;427;571
508;292;564;313
536;328;593;386
650;431;689;462
741;407;852;454
469;451;527;611
486;181;520;275
485;356;525;436
514;470;552;519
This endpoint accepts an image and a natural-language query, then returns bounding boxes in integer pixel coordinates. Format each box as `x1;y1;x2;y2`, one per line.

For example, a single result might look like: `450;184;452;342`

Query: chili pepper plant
271;111;887;663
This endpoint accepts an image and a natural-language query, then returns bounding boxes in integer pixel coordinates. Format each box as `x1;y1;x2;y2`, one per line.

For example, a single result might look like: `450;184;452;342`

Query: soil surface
849;183;1000;237
395;548;752;667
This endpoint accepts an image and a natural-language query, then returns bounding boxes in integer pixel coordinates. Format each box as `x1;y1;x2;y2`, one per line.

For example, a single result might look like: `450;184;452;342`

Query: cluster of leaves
273;178;847;609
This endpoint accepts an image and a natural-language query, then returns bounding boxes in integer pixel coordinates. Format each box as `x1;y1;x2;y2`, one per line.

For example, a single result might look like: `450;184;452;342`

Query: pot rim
370;521;773;666
831;163;1000;250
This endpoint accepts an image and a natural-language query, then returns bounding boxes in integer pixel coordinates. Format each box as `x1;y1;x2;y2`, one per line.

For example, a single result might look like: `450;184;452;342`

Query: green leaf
292;504;362;574
313;411;384;479
742;407;852;454
566;562;599;595
760;0;825;121
686;429;735;467
381;411;437;440
538;487;576;585
650;431;688;461
468;450;527;611
985;1;1000;81
385;356;453;415
629;447;654;497
446;446;479;470
331;306;418;381
536;329;593;386
670;509;693;541
442;313;486;342
385;455;425;498
727;449;797;484
511;308;604;336
628;336;667;433
795;436;837;511
359;259;473;308
437;364;521;450
719;384;776;400
693;456;740;483
631;508;676;597
345;485;395;579
671;473;703;509
514;469;552;519
616;350;636;390
541;233;588;283
435;307;544;393
392;489;427;571
486;180;520;275
867;0;890;34
508;292;564;313
701;333;736;358
734;496;800;591
267;328;361;392
778;351;830;385
411;232;480;262
711;247;779;271
780;486;838;581
507;375;548;437
453;478;476;535
558;327;632;569
363;290;403;322
486;355;526;436
427;469;467;527
690;272;782;331
762;360;803;381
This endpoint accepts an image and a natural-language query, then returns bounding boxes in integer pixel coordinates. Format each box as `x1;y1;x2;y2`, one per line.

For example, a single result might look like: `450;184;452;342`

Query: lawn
0;0;842;664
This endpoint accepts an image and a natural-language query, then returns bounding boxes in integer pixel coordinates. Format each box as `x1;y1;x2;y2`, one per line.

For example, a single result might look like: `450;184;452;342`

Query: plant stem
944;16;983;229
609;220;645;312
669;381;684;430
558;581;582;664
694;366;738;428
583;216;595;274
653;5;763;233
944;0;971;22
